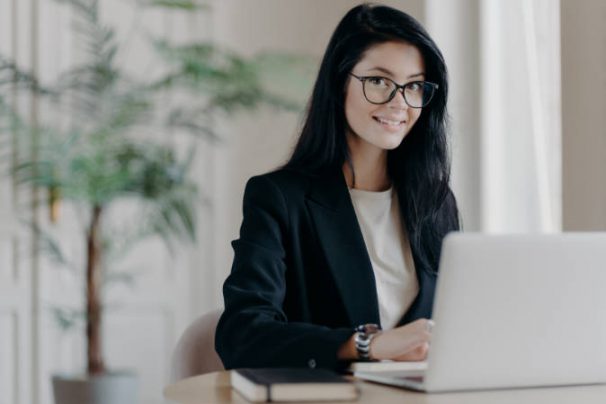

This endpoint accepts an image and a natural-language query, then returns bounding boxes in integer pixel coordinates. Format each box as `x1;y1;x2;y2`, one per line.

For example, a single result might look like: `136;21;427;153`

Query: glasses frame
349;73;439;108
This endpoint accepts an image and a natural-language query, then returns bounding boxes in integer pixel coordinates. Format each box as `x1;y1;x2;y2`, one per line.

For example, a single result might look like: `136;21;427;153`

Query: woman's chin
376;134;406;150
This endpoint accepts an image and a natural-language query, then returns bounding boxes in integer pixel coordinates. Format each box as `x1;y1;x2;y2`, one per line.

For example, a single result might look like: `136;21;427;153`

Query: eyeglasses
349;73;439;108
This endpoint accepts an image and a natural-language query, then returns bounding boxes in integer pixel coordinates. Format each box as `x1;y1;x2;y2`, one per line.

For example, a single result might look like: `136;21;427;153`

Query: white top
348;186;419;330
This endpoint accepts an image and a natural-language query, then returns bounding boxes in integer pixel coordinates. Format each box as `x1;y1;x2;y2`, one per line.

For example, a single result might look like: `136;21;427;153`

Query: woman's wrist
337;334;358;360
354;324;382;360
337;329;383;361
368;332;383;360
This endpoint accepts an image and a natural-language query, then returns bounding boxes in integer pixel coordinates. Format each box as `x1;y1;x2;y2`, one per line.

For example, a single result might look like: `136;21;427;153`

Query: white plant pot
52;371;137;404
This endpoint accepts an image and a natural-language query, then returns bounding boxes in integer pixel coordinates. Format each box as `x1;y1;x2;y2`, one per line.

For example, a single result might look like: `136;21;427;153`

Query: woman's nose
388;88;409;109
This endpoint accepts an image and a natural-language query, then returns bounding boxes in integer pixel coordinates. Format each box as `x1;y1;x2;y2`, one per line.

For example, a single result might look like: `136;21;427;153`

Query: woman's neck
343;135;391;192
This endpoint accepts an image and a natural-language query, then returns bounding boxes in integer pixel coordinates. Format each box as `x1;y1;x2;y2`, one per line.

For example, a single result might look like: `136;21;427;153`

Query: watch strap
354;323;381;360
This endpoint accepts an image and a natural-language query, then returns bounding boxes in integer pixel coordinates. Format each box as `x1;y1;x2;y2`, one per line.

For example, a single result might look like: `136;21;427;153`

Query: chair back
170;309;224;382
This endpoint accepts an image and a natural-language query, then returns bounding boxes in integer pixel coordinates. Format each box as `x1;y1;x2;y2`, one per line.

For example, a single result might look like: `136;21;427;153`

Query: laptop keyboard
401;375;424;383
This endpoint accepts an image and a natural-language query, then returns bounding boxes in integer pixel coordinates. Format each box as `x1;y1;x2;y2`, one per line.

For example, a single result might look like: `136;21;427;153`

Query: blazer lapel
398;267;437;325
305;169;381;326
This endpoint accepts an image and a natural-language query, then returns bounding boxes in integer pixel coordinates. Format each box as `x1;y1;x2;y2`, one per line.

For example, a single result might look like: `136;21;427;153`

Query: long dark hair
284;3;460;274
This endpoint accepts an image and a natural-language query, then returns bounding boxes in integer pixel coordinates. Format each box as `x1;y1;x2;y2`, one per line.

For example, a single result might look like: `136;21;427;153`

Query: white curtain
426;0;562;233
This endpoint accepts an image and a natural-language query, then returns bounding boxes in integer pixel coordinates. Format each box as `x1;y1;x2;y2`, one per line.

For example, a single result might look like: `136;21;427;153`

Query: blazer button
308;359;317;368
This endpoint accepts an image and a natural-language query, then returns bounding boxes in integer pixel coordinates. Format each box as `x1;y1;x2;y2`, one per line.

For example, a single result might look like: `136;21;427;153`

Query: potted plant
0;1;310;403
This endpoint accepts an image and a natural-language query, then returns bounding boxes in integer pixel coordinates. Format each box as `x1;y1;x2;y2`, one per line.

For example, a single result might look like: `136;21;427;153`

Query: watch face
357;323;381;335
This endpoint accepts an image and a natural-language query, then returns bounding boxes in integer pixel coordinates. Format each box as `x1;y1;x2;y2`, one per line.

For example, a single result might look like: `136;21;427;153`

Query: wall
561;0;606;230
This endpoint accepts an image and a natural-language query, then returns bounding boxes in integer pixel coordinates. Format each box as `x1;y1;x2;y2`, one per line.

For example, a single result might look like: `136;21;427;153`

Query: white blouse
348;186;419;330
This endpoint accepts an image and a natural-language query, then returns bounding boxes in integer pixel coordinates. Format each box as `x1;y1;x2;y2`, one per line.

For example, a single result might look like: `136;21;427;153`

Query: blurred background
0;0;604;403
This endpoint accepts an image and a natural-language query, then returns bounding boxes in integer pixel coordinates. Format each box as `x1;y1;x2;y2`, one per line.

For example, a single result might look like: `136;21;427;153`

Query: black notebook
231;368;359;402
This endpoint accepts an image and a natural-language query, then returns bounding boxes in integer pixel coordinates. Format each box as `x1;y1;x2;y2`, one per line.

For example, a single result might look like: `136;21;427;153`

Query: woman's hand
369;318;432;361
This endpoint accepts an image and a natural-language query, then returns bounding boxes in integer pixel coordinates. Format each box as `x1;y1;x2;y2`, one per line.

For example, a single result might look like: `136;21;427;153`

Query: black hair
284;3;460;274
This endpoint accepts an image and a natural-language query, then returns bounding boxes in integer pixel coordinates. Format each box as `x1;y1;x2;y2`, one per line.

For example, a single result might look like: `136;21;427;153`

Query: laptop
355;233;606;392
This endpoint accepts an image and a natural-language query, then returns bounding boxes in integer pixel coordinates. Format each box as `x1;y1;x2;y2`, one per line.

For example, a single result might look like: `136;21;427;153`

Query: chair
170;308;225;382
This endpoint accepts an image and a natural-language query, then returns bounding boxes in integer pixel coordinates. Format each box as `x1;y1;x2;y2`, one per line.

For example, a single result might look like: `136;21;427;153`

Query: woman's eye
408;82;422;92
368;77;387;86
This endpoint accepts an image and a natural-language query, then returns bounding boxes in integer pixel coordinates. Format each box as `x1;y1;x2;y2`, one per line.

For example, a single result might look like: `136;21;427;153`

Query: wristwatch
354;323;381;360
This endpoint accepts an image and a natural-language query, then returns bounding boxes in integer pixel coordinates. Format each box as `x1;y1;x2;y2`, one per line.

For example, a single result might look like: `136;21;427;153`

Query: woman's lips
373;116;406;131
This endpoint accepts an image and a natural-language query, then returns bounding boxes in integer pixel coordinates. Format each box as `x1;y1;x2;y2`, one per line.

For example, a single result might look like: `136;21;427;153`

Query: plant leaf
145;0;210;11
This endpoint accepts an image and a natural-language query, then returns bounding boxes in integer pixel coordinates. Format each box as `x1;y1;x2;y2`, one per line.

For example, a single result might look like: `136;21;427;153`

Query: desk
164;371;606;404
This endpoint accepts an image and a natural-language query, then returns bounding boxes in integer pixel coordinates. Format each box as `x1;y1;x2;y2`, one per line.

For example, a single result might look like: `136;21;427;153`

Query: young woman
216;3;460;370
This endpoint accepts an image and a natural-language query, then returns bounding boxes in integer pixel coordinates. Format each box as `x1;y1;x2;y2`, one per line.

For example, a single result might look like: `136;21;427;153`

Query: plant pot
52;370;138;404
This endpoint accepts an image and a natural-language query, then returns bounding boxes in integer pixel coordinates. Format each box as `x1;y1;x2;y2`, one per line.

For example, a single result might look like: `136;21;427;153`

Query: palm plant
1;0;311;377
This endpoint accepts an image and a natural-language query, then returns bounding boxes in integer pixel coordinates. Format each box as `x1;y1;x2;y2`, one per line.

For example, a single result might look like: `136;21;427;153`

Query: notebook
348;360;426;374
355;233;606;392
231;368;359;402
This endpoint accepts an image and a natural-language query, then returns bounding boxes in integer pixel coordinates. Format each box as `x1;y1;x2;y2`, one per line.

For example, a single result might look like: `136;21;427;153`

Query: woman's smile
372;115;407;132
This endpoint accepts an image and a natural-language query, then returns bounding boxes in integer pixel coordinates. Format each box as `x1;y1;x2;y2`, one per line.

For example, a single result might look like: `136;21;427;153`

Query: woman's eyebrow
365;66;425;79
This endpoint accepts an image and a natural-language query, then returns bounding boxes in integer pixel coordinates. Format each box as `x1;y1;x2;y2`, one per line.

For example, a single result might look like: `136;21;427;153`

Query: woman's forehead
355;41;425;80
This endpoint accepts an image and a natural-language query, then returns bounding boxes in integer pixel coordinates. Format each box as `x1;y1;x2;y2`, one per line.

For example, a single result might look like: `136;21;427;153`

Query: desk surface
164;371;606;404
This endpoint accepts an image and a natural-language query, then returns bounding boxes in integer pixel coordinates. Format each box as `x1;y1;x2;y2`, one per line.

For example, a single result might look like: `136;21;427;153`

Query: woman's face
344;41;425;153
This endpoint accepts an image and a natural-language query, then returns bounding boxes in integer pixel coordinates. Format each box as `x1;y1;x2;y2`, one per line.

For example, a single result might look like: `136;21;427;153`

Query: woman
216;3;460;370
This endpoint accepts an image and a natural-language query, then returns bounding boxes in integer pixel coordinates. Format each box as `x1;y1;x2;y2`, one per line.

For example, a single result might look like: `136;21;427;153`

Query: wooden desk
164;371;606;404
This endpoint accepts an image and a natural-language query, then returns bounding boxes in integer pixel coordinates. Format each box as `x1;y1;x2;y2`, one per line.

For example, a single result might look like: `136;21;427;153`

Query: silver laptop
355;233;606;392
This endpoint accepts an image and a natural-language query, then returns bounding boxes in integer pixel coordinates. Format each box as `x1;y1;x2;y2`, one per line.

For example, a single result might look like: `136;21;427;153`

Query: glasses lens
404;82;436;108
362;77;437;107
363;77;397;104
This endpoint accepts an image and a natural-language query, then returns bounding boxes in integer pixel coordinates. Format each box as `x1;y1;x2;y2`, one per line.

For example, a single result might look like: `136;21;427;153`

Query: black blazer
216;167;450;370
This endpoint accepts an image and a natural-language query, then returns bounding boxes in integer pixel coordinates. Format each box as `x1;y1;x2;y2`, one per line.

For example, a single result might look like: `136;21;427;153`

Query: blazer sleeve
215;175;353;370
